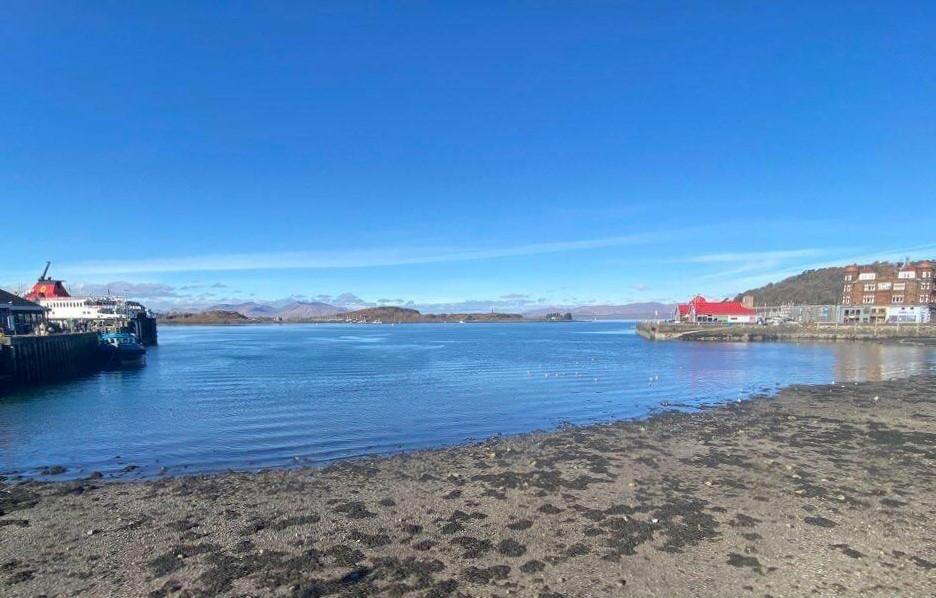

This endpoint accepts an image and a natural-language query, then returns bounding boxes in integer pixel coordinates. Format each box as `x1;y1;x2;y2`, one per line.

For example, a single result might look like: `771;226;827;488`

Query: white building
885;305;932;324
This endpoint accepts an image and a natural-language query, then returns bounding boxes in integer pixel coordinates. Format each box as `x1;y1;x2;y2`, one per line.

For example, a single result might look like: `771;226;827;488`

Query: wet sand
2;375;934;597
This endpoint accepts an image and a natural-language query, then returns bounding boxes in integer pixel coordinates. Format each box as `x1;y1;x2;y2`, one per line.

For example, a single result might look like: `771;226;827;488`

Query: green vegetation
736;262;903;305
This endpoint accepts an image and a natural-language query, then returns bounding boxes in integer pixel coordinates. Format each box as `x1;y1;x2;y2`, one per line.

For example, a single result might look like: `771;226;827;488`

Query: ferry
38;296;148;322
23;263;158;345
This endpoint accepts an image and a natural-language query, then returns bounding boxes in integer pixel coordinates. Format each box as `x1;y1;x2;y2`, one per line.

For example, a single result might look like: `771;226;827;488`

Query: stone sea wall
637;321;936;343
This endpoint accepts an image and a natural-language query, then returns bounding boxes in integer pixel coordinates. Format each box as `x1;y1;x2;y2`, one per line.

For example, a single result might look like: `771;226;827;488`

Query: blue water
1;322;933;480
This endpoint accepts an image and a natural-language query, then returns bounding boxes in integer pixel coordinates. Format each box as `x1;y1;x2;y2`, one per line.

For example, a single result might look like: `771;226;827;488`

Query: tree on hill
736;262;907;306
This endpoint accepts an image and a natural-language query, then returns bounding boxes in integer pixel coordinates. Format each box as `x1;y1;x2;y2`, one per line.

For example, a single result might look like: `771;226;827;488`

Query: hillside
736;262;900;305
276;301;345;320
339;306;423;322
208;302;279;319
208;301;345;320
160;310;251;325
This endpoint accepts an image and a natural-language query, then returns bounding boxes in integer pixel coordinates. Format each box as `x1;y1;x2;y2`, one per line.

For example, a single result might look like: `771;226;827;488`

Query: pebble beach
2;374;934;597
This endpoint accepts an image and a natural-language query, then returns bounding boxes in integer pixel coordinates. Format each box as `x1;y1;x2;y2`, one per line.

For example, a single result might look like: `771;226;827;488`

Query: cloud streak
712;242;936;292
67;281;181;299
59;232;678;276
680;249;827;264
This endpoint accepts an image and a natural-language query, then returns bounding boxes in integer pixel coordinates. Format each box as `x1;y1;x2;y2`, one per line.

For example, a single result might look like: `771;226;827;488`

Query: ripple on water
1;322;933;479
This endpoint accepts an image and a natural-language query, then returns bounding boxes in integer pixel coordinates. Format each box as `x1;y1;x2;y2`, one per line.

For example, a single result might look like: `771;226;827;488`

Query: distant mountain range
338;307;525;323
207;301;348;320
207;302;282;318
193;299;675;321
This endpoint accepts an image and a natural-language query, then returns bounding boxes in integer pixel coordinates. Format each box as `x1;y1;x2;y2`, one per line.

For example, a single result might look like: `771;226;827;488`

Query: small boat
99;332;146;367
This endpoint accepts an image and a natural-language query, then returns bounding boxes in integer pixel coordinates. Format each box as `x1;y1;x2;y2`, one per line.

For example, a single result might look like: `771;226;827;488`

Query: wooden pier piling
0;332;99;391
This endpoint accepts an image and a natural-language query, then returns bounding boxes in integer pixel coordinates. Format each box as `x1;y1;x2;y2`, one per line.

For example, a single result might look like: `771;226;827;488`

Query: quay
2;275;156;393
637;320;936;342
0;332;99;390
23;262;159;346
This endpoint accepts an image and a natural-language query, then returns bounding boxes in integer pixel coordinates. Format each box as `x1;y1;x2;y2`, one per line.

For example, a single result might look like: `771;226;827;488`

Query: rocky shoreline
2;375;935;596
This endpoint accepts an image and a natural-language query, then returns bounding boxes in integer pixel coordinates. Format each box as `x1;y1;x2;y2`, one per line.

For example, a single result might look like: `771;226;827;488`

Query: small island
335;307;525;323
158;306;529;325
158;310;252;325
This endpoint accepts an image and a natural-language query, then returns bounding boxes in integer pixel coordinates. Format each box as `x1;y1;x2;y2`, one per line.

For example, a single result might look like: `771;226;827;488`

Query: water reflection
833;343;933;382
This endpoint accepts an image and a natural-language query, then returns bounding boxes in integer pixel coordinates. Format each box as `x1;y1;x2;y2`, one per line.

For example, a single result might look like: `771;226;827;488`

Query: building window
898;270;916;279
843;297;851;305
845;274;854;282
862;295;875;304
864;283;876;292
893;283;906;291
922;282;931;291
892;295;904;304
923;271;932;279
858;272;876;281
877;282;892;291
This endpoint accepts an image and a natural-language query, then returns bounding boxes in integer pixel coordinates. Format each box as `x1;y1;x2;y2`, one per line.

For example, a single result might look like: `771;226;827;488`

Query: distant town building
675;295;758;324
0;289;47;335
544;312;573;321
841;261;934;323
755;304;844;324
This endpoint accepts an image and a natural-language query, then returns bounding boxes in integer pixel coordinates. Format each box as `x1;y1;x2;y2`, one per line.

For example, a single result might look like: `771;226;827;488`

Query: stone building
841;261;934;323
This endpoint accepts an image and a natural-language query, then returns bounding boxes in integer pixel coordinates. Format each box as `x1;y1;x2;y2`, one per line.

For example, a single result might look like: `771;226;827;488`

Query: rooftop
0;289;45;311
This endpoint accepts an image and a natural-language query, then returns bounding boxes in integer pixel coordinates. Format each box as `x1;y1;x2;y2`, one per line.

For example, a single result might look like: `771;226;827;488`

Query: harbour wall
0;332;99;391
637;321;936;343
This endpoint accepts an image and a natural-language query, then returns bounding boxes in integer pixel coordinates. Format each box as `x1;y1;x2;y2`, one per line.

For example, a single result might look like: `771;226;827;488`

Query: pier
129;314;159;346
637;320;936;342
0;332;99;391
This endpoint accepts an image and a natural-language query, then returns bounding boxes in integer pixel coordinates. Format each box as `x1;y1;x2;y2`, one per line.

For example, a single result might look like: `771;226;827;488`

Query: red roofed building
674;295;758;324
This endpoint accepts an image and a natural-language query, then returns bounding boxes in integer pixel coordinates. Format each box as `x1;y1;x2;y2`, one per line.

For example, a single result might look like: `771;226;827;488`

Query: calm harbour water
1;321;933;480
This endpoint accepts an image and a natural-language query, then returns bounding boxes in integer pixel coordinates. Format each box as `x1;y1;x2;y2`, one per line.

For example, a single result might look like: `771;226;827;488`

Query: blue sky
3;2;935;310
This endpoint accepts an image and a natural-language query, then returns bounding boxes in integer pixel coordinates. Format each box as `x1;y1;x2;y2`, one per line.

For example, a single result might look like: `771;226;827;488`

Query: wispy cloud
68;281;181;299
677;248;835;284
717;242;936;293
681;249;827;264
59;232;679;276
